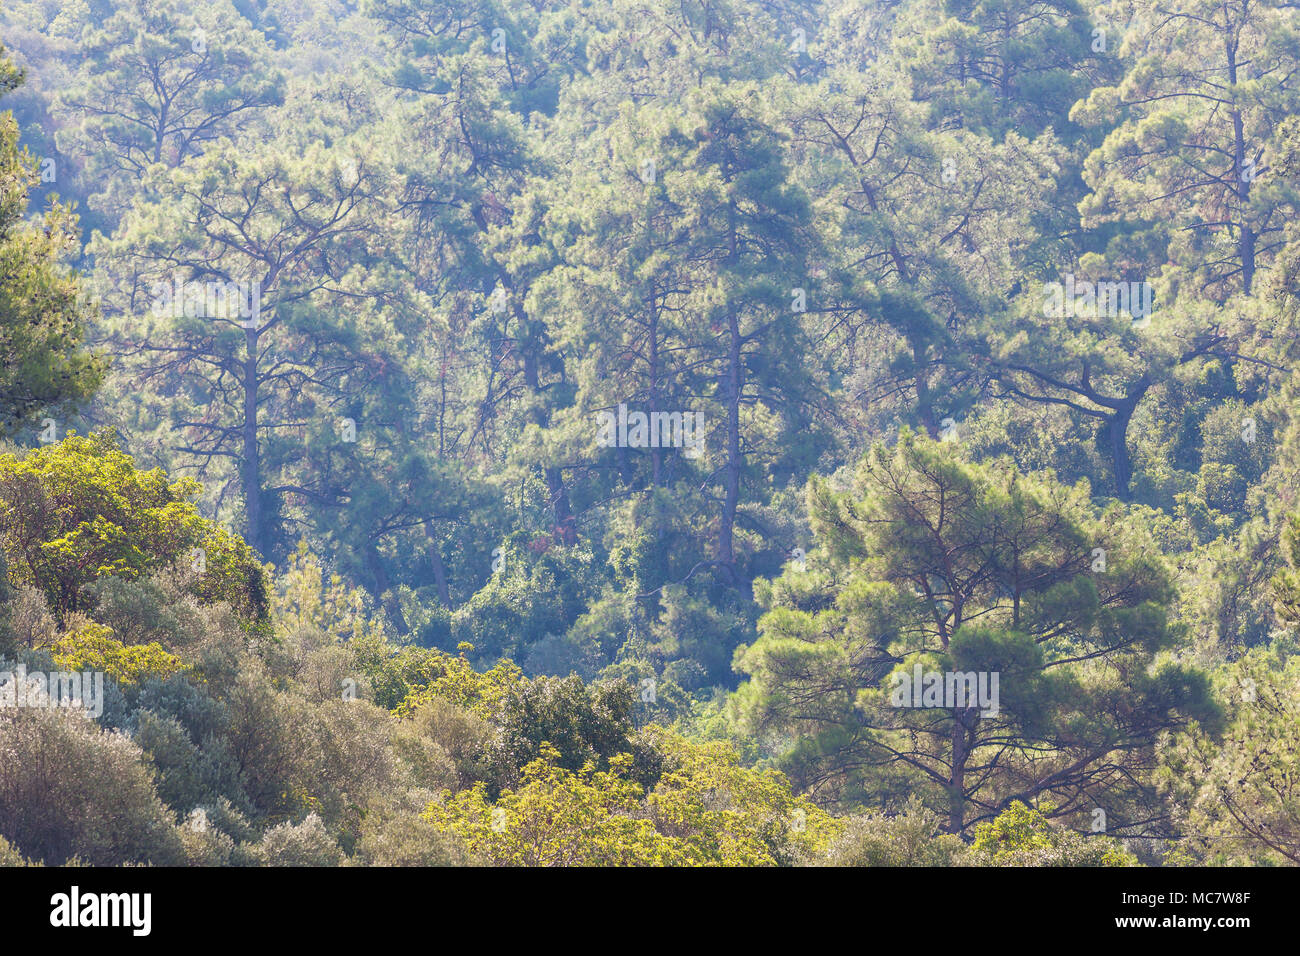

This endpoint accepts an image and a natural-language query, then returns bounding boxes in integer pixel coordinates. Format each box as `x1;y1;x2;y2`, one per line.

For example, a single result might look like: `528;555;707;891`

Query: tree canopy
1;0;1298;869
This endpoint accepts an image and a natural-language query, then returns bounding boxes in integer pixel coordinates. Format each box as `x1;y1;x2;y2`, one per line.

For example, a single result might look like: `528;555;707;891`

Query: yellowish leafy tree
423;731;840;866
51;621;184;686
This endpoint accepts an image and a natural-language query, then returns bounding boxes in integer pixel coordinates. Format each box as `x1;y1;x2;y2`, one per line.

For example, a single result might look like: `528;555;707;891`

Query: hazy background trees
2;0;1300;865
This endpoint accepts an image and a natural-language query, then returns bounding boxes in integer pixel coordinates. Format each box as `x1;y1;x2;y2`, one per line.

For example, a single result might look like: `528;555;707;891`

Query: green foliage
1;0;1299;869
423;746;686;866
821;798;966;867
1158;649;1300;865
0;832;39;867
354;796;474;866
0;707;186;865
0;431;269;627
0;46;104;432
51;621;184;686
1272;512;1300;628
423;730;837;866
734;432;1219;832
255;814;345;867
385;648;522;721
967;800;1139;867
50;0;285;218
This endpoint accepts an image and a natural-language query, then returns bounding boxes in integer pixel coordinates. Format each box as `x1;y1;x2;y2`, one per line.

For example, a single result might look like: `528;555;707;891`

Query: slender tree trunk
716;198;742;579
719;304;741;577
545;464;575;543
1240;223;1256;295
425;528;451;608
999;15;1011;106
1231;106;1255;293
438;345;449;459
1228;42;1255;294
365;541;408;635
154;99;168;164
949;714;967;833
648;286;663;488
241;326;265;557
522;349;575;545
913;341;938;438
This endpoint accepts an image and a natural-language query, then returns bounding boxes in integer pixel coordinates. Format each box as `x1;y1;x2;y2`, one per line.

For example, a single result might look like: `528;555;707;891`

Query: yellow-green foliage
968;801;1138;867
0;431;269;628
424;744;683;866
273;544;389;645
52;621;184;686
422;729;838;866
643;726;840;864
391;648;523;721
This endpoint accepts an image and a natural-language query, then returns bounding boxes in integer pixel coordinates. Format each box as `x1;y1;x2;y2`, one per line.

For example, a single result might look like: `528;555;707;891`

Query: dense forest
1;0;1298;868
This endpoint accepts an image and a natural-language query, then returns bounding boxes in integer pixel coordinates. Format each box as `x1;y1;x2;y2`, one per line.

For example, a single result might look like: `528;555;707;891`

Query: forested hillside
1;0;1299;867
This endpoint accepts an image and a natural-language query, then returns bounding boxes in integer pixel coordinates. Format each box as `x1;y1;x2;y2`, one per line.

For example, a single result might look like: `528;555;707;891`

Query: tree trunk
948;713;968;833
718;303;741;577
1240;224;1256;295
424;521;452;608
648;286;663;488
913;341;939;439
1228;43;1255;294
365;541;408;635
521;348;575;545
716;197;742;580
241;326;265;557
1109;408;1135;500
1107;379;1149;500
